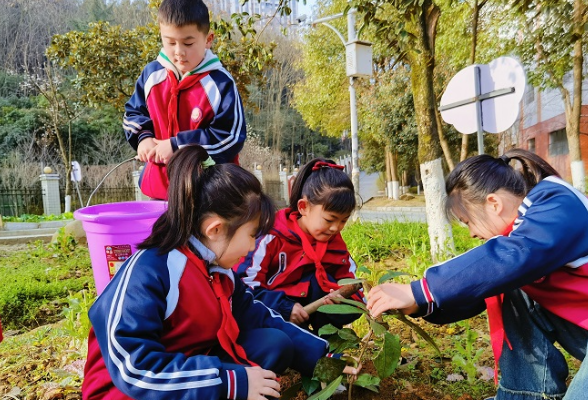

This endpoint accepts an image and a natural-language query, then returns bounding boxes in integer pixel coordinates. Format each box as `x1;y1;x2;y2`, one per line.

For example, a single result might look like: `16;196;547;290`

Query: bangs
321;189;356;215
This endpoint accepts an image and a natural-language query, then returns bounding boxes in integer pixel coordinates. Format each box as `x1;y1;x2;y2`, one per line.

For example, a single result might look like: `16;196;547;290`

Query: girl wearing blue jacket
82;145;354;400
368;149;588;400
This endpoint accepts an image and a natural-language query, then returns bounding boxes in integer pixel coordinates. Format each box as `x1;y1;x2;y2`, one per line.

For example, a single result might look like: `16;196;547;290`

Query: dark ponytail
140;145;275;254
445;148;559;221
288;158;355;215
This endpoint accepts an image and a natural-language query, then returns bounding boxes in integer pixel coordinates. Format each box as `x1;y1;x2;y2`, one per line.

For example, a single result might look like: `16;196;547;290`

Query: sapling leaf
317;304;367;315
307;376;344;400
337;327;360;343
377;270;411;284
394;312;441;356
335;297;368;311
374;332;401;379
302;376;320;395
358;265;371;274
337;278;364;285
327;334;359;353
353;373;381;392
317;324;338;337
369;319;388;336
313;357;346;382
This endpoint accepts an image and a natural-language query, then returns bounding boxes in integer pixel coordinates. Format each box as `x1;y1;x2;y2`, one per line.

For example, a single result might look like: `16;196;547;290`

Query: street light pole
311;8;370;204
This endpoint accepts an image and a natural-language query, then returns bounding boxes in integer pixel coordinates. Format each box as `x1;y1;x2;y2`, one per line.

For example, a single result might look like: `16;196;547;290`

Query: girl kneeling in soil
235;158;364;332
367;149;588;400
82;145;356;400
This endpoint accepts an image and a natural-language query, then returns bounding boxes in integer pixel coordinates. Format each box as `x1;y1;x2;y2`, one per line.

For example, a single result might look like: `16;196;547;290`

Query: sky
298;0;317;18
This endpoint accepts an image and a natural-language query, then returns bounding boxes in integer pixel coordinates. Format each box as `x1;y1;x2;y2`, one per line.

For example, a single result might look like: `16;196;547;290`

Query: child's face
297;200;350;242
214;219;259;269
458;191;521;240
160;23;214;75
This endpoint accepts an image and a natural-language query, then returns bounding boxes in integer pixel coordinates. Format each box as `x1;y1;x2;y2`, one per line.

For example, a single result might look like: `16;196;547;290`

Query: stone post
253;164;263;184
40;173;61;215
132;171;150;201
279;168;288;202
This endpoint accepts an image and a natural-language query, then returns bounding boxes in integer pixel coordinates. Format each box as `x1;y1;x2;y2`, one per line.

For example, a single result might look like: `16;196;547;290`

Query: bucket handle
86;157;138;208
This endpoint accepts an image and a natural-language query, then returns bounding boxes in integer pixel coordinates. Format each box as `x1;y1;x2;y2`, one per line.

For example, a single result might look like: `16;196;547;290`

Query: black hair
158;0;210;32
140;145;275;254
288;158;356;215
445;148;560;221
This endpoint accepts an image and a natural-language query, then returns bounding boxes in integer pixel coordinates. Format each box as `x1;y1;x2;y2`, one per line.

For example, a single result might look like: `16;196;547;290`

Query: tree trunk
565;0;585;193
408;1;454;260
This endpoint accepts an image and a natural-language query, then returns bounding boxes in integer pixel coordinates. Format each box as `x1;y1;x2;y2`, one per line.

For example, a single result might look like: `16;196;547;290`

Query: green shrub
0;241;93;330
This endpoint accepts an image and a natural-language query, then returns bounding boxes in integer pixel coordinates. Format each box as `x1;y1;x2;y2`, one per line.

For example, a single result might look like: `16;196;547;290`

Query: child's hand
324;289;344;305
137;138;156;162
148;138;174;164
245;366;280;400
367;283;418;318
289;303;309;325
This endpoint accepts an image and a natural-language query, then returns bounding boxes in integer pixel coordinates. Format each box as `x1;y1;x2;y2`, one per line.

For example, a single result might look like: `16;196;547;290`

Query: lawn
0;221;517;400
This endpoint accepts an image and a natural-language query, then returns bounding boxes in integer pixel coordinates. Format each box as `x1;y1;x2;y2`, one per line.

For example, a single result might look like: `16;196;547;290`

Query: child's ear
202;217;224;240
486;193;503;215
297;198;310;216
205;32;214;49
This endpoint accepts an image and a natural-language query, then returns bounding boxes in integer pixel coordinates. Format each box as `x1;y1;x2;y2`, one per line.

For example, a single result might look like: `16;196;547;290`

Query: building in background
208;0;299;26
514;75;588;181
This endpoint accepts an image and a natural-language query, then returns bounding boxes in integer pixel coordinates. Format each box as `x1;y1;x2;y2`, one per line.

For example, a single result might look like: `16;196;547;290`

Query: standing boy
123;0;246;200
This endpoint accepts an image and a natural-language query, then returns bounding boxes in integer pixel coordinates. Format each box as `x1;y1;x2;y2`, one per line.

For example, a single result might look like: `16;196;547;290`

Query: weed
450;320;487;383
50;227;77;253
61;290;94;341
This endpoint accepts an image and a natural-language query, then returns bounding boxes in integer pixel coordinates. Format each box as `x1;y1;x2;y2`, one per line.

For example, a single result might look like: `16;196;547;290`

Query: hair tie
202;156;216;169
499;155;511;165
311;161;345;171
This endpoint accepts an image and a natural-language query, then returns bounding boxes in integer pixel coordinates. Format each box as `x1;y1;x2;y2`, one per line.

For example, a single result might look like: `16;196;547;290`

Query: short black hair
158;0;210;33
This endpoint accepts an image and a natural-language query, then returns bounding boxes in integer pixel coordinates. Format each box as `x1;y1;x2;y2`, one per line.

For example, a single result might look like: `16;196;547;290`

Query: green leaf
378;270;411;284
353;373;381;392
337;327;360;343
394;313;441;356
317;304;367;315
313;357;346;383
369;319;388;336
335;298;368;311
317;323;338;337
302;376;320;396
337;278;364;285
373;332;401;379
307;376;344;400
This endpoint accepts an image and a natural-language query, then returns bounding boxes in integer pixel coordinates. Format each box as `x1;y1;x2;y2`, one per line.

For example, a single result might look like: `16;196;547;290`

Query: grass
1;212;74;223
0;240;94;331
0;221;489;399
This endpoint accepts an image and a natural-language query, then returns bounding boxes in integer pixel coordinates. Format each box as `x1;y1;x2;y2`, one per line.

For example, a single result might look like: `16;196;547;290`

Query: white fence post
40;173;62;215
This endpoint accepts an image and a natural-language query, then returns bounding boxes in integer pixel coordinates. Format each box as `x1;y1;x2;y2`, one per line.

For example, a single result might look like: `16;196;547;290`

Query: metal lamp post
311;9;372;203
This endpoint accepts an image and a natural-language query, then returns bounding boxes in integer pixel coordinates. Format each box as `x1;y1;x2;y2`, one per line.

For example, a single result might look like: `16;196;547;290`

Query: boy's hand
137;138;156;162
289;303;309;325
148;138;174;164
367;283;418;318
245;366;280;400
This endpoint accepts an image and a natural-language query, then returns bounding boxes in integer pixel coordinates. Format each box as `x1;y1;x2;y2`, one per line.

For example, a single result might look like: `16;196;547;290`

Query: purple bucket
74;201;167;295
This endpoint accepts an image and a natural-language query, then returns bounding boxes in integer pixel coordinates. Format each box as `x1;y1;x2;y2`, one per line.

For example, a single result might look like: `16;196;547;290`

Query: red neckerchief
288;211;340;293
179;246;256;366
166;71;209;136
485;220;515;384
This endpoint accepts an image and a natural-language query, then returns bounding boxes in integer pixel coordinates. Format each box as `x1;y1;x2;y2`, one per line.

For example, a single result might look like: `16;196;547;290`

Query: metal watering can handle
85;157;139;208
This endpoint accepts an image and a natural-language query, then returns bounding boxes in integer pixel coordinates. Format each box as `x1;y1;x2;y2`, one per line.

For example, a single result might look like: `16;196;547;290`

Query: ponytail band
202;156;216;169
311;161;345;171
499;155;511;165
